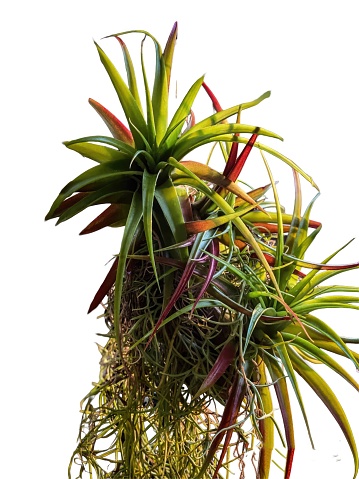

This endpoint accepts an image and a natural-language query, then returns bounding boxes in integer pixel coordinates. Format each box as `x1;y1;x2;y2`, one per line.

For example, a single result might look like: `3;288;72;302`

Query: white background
2;1;359;478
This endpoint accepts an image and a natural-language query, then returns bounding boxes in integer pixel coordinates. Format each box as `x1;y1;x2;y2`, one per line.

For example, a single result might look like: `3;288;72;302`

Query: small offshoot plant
46;23;359;479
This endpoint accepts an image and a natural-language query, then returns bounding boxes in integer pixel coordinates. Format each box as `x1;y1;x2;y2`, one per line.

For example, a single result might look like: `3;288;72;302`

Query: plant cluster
46;23;359;479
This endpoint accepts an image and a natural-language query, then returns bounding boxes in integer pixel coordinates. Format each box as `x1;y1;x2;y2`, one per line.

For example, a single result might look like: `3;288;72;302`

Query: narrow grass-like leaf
49;192;88;218
145;231;213;347
212;371;248;478
242;211;319;228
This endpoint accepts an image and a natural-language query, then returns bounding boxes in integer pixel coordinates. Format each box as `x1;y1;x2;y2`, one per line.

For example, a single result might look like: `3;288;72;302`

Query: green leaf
261;152;284;287
291;193;320;260
292;285;359;304
173;123;283;160
64;135;136;156
185;209;250;234
154;177;187;261
292;297;359;315
235;137;319;190
284;170;302;254
150;39;168;144
95;41;148;146
112;29;169;144
113;191;143;346
142;169;160;283
163;22;178;90
176;160;262;206
65;140;131;164
282;333;359;392
170;160;282;297
258;360;274;479
302;314;359;369
288;348;359;479
160;75;204;152
244;305;270;355
115;37;143;114
45;162;141;221
287;239;357;302
273;333;314;447
192;91;272;131
310;339;359;361
56;180;133;225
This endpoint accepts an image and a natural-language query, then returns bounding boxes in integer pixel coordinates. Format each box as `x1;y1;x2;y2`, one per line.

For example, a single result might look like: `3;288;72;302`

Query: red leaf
225;132;259;181
89;98;134;145
145;259;197;348
88;258;118;313
253;223;291;233
52;192;89;218
202;82;223;112
80;204;128;235
190;238;219;314
194;338;236;398
196;366;250;478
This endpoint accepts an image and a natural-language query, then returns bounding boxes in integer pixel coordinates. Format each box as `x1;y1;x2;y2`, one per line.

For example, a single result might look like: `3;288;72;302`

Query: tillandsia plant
45;23;359;479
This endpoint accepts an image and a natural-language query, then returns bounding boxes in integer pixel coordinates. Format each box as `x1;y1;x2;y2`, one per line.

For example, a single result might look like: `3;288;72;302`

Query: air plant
45;23;359;479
